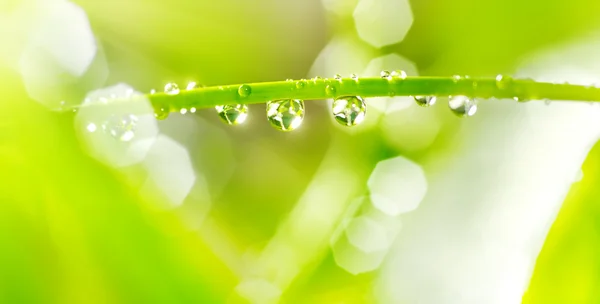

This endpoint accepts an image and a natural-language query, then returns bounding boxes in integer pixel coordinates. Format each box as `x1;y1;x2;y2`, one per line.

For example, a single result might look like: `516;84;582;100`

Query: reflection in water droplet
266;99;305;131
155;107;169;120
180;108;188;114
296;80;306;89
392;70;407;79
164;83;180;95
380;70;392;80
334;74;342;82
350;74;359;81
215;104;249;125
449;96;477;117
414;96;437;107
103;114;138;142
86;123;97;133
326;85;337;96
238;84;252;98
332;96;367;126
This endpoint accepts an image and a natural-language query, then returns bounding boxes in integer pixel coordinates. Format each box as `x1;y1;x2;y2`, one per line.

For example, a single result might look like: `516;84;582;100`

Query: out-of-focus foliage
2;0;600;303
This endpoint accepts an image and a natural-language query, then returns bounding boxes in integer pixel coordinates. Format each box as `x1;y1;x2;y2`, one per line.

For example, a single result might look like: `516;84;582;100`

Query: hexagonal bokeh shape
345;216;393;253
331;228;388;275
75;83;159;168
309;35;373;79
363;53;418;113
18;1;106;109
353;0;414;48
367;156;428;216
139;135;197;209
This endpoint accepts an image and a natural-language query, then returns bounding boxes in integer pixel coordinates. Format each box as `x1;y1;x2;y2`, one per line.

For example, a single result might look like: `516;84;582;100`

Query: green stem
149;76;600;111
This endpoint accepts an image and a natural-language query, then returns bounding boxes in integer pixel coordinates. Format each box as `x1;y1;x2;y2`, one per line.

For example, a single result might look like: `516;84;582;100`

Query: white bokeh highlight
309;35;373;79
140;135;197;209
75;83;158;168
353;0;413;48
375;34;600;304
16;0;107;109
367;156;428;216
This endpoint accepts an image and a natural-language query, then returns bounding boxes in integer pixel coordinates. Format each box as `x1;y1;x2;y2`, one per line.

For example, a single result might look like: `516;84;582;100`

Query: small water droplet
186;81;198;90
391;70;407;79
380;70;392;80
296;80;306;89
332;96;367;126
334;74;342;82
448;95;477;117
238;84;252;98
350;74;359;81
495;75;513;90
190;107;197;113
414;96;437;107
326;85;337;96
452;75;461;83
155;107;169;120
164;83;180;95
312;76;322;84
215;104;248;125
286;79;294;82
513;96;529;102
150;89;157;94
266;99;305;131
102;114;138;142
86;123;97;133
180;108;188;114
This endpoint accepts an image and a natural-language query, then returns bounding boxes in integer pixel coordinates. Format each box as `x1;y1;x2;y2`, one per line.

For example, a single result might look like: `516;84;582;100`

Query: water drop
380;70;392;80
155;107;169;120
414;96;437;107
495;75;513;90
452;75;461;83
215;104;249;125
180;108;188;115
164;83;180;95
513;96;529;102
190;107;197;113
86;123;97;133
326;85;337;96
350;74;359;81
448;95;477;117
102;114;138;142
286;79;294;82
391;70;407;79
332;96;367;126
296;80;306;89
186;81;199;90
238;84;252;98
312;76;322;84
334;74;343;82
266;99;305;131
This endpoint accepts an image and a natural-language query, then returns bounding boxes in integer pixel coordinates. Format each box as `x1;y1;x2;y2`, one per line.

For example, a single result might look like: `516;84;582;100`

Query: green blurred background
2;0;600;303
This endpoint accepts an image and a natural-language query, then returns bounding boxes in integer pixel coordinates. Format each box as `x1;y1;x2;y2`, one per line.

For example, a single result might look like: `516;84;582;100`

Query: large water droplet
102;114;138;142
380;70;392;80
332;96;367;126
448;96;477;117
215;104;249;125
414;96;436;107
238;84;252;98
164;83;180;95
266;99;305;131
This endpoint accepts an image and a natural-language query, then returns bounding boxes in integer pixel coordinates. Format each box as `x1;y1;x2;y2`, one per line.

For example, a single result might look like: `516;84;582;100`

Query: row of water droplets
139;73;541;135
